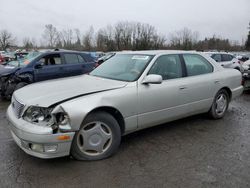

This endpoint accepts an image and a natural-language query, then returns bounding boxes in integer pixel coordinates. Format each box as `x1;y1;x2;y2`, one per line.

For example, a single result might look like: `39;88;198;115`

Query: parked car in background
242;59;250;90
0;54;4;64
89;51;105;61
0;51;13;63
97;52;116;65
242;59;250;72
6;50;243;160
0;50;96;99
4;51;41;68
204;52;244;73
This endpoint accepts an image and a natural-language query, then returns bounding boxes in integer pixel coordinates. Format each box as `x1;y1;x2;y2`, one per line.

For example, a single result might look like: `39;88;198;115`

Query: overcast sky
0;0;249;45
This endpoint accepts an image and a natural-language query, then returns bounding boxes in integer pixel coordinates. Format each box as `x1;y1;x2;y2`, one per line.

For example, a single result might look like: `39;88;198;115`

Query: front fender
55;84;138;132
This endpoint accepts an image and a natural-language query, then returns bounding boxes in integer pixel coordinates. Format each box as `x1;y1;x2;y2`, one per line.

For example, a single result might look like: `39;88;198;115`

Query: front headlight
23;106;54;126
23;105;72;132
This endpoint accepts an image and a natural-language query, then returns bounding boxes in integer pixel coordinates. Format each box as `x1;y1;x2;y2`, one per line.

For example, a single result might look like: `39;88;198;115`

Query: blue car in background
0;50;96;99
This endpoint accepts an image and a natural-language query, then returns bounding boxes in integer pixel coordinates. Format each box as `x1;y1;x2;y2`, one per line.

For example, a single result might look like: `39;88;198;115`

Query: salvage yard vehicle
204;52;244;73
6;50;243;160
0;50;96;100
242;59;250;90
97;52;116;65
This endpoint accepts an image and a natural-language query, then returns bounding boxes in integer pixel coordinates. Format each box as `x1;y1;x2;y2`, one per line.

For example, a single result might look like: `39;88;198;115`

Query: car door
33;53;64;82
137;54;189;129
62;53;88;77
179;54;217;114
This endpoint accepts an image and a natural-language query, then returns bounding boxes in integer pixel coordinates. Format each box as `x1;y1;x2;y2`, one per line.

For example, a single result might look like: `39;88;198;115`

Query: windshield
7;52;41;67
90;54;153;82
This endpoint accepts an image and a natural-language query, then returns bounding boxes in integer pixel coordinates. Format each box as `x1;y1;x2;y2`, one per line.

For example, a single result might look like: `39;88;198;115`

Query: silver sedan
6;51;243;160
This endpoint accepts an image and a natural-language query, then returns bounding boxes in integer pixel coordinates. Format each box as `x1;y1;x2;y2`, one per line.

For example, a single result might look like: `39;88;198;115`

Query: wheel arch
219;87;232;101
85;106;125;135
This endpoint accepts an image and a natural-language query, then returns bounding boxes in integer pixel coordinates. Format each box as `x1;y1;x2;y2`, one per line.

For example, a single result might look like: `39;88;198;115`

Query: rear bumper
6;106;75;159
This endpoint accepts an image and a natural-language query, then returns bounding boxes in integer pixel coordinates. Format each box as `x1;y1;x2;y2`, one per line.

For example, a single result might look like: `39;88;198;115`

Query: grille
12;96;25;118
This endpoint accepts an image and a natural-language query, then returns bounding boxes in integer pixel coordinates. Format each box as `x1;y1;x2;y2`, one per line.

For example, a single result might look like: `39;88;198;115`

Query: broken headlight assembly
23;106;54;126
23;106;72;132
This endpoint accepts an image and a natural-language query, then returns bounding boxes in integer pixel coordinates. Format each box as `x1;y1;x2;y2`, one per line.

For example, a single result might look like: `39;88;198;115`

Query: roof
204;51;233;55
117;50;199;55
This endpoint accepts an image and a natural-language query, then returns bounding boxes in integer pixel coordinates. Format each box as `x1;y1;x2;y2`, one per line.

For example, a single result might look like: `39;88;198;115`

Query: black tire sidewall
71;111;121;161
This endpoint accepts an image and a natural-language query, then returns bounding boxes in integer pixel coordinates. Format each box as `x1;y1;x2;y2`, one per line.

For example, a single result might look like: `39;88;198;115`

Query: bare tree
82;26;94;51
96;29;108;51
169;28;199;50
23;37;34;50
114;22;133;50
42;24;59;48
0;30;15;50
73;29;82;50
60;29;74;49
245;22;250;50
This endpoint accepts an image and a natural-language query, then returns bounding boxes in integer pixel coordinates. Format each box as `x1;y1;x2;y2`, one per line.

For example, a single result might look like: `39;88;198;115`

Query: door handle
214;80;220;84
179;86;187;90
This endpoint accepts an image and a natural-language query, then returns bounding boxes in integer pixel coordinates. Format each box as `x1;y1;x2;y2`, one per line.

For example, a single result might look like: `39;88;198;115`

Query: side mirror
142;74;163;84
34;63;43;69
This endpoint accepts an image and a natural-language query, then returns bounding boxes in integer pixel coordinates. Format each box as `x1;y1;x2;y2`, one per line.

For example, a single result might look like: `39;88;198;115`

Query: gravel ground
0;93;250;188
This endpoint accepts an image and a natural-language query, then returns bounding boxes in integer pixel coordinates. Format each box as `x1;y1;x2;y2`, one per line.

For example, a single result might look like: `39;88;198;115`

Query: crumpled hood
14;75;127;107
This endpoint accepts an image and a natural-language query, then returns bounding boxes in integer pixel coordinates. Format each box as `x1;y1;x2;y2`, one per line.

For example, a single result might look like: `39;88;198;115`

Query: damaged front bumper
6;106;75;159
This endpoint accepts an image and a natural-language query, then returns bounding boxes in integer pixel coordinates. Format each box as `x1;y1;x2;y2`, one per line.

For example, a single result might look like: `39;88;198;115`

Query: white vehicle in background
204;52;244;73
242;59;250;73
242;59;250;90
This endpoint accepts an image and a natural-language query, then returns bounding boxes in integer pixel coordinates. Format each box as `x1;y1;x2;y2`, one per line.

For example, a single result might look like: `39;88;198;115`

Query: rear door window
183;54;213;76
64;54;80;64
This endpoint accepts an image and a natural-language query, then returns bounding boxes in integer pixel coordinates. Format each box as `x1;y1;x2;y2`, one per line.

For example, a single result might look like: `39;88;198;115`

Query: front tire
209;89;229;119
71;111;121;160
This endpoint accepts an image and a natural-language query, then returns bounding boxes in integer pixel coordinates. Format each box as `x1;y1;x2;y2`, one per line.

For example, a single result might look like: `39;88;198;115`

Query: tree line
0;21;249;52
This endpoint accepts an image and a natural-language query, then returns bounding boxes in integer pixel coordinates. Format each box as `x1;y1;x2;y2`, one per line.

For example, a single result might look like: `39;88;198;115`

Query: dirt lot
0;94;250;188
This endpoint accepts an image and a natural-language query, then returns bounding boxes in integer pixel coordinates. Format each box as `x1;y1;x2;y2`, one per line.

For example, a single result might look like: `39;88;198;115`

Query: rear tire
71;111;121;161
208;89;229;119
